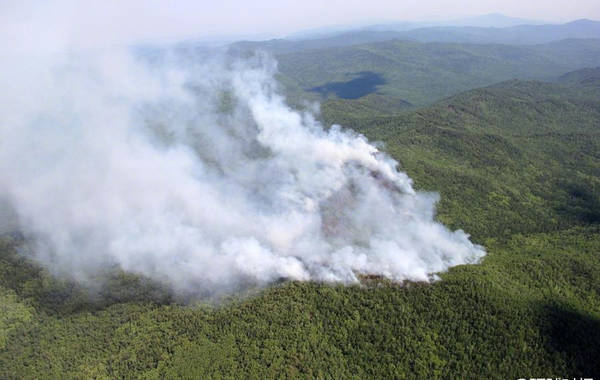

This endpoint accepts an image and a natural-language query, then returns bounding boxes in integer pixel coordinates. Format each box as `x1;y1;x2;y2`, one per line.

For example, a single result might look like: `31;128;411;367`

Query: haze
2;0;598;51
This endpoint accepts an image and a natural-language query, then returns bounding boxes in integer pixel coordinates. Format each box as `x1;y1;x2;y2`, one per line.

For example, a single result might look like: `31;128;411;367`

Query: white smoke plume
0;47;485;295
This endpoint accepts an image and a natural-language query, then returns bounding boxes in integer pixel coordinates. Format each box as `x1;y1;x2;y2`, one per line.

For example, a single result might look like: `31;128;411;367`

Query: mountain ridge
229;19;600;55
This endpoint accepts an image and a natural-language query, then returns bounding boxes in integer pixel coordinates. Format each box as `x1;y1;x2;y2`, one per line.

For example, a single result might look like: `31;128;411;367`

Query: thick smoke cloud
0;48;484;294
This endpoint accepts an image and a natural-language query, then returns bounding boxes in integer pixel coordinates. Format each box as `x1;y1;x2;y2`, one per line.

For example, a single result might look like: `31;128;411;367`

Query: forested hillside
275;38;600;105
323;79;600;240
1;73;599;378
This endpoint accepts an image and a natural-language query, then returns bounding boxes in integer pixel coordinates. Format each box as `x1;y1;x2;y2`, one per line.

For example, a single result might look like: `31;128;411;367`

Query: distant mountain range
229;19;600;55
393;19;600;45
362;13;546;33
439;13;546;28
287;13;546;39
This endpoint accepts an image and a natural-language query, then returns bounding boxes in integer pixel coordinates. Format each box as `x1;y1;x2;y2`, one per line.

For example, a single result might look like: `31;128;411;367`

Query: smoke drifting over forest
0;48;485;294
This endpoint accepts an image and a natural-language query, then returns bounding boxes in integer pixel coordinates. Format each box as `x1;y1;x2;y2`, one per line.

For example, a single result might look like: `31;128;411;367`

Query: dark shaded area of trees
309;71;386;99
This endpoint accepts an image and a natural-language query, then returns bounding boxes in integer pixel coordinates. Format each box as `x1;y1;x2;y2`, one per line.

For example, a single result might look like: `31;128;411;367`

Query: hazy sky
2;0;599;49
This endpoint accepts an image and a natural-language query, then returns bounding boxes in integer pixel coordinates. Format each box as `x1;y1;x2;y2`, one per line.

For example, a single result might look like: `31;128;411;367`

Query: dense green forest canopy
1;63;600;378
275;38;600;106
